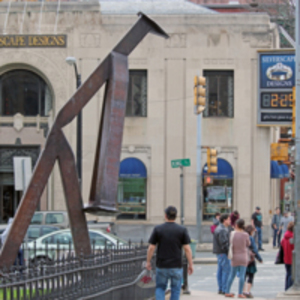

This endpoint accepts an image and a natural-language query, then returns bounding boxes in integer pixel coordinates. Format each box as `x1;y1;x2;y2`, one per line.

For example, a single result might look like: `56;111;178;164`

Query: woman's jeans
226;265;247;295
155;267;182;300
285;264;293;291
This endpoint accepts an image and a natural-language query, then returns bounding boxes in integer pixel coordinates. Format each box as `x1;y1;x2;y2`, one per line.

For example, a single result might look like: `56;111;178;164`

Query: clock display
260;92;293;109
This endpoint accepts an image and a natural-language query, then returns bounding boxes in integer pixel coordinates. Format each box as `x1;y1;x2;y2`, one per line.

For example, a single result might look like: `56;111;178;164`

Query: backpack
211;224;217;234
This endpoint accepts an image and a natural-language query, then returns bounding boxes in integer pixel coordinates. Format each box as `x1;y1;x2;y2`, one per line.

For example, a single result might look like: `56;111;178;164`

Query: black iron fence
0;242;156;300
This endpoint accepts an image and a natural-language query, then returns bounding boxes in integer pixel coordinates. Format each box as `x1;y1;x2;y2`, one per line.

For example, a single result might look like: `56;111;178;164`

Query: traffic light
207;148;218;174
292;86;296;138
194;76;206;115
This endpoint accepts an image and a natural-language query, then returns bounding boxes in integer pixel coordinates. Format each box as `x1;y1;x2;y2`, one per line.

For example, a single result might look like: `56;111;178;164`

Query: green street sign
171;159;191;168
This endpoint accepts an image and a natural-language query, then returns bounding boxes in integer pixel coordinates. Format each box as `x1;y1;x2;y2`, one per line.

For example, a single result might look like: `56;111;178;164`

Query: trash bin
190;240;198;258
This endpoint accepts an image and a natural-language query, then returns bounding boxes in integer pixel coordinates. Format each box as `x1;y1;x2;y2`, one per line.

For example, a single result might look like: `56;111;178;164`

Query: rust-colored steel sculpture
0;13;168;268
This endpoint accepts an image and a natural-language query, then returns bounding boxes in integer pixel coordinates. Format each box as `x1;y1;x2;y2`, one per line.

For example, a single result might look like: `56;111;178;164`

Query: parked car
25;225;60;242
30;211;114;232
26;229;127;262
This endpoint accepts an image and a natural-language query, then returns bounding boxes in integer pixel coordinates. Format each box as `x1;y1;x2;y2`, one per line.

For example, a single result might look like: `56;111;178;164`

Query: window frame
0;69;53;117
126;70;148;118
203;70;234;118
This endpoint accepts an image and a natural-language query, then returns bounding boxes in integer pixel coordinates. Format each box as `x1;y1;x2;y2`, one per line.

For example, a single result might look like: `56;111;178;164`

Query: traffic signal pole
289;0;300;294
196;113;202;243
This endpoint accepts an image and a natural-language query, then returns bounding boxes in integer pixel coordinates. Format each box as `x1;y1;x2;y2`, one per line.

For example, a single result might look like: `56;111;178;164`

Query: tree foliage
246;0;295;47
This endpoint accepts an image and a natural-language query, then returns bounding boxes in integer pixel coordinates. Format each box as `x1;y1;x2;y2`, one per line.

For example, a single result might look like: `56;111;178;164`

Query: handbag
228;231;235;260
275;245;284;264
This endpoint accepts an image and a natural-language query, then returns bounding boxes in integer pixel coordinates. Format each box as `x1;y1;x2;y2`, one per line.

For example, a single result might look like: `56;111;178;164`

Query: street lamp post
66;57;82;190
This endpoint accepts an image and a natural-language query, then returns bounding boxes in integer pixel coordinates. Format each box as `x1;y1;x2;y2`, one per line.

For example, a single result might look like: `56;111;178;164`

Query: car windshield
105;233;127;245
31;213;43;225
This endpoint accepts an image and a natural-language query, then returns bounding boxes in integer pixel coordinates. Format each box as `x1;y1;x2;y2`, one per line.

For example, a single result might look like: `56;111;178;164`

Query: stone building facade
0;0;280;242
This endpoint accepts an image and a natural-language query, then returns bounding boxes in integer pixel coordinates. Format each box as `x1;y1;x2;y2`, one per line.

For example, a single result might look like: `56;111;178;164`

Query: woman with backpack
225;219;250;298
242;225;263;298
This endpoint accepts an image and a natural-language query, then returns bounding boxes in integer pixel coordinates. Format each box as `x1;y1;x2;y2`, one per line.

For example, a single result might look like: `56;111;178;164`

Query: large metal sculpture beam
0;13;168;268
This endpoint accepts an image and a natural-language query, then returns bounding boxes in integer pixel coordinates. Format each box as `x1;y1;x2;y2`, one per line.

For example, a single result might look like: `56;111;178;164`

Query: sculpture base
83;204;120;216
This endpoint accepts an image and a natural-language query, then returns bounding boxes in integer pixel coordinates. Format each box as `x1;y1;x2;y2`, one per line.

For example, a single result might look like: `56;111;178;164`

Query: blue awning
119;158;147;179
271;161;289;178
203;158;233;179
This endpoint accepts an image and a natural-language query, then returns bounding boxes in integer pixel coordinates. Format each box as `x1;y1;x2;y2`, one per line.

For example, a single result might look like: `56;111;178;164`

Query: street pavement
187;245;285;300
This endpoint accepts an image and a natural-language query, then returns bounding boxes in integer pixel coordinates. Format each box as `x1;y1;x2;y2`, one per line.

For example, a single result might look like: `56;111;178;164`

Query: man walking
280;211;294;237
252;207;264;251
146;206;193;300
213;213;231;295
271;207;282;248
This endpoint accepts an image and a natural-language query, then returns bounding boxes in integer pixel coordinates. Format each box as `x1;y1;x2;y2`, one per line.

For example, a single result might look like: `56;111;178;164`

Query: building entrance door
0;185;22;223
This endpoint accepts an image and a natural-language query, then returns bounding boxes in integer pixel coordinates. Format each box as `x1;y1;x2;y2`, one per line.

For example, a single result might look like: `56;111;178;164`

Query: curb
193;258;217;265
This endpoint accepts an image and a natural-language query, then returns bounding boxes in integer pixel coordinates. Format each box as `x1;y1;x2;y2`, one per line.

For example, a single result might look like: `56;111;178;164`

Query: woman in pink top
225;219;250;298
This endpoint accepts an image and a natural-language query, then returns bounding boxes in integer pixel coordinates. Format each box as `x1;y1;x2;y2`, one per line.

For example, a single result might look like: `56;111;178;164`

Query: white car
26;229;127;263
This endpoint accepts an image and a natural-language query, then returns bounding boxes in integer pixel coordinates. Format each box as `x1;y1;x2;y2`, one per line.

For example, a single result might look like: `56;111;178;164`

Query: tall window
203;70;234;118
0;70;52;117
202;158;234;221
117;158;147;220
126;70;147;117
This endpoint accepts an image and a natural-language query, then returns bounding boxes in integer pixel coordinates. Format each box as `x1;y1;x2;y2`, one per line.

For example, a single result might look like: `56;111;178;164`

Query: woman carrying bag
243;225;263;298
225;219;250;298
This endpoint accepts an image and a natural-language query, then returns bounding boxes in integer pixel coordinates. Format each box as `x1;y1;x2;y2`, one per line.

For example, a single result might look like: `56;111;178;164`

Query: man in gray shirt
271;207;282;248
280;211;294;238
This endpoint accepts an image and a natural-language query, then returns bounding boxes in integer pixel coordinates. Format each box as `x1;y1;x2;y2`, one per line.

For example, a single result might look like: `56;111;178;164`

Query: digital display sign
260;92;293;109
257;50;294;126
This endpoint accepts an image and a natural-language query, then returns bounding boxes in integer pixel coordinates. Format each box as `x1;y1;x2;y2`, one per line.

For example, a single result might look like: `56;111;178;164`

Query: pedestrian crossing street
189;251;285;299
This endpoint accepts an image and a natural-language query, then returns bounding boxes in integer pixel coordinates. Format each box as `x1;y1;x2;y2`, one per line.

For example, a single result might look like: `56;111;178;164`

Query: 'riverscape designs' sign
0;35;67;48
257;50;295;126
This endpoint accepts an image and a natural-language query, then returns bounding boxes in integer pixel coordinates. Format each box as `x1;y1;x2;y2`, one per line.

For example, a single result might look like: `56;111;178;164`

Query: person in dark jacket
281;221;294;291
271;207;282;248
211;212;221;234
213;213;231;295
243;225;263;298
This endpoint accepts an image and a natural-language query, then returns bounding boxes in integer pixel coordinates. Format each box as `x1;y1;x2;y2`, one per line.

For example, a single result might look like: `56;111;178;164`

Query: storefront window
117;158;147;220
0;70;52;117
202;158;234;221
203;179;233;221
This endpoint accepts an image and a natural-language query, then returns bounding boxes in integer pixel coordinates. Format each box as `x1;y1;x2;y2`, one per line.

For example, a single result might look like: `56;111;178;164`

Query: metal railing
0;242;156;300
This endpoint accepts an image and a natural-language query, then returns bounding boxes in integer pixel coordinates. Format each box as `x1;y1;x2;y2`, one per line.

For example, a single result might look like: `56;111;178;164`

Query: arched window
117;158;147;220
202;158;234;221
0;70;52;117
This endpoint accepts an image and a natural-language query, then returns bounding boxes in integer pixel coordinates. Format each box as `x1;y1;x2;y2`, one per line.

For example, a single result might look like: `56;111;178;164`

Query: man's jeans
273;229;282;247
256;226;262;249
216;253;231;293
155;267;182;300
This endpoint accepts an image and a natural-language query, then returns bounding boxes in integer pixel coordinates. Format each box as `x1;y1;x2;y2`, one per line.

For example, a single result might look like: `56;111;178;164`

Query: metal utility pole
180;166;184;225
196;113;202;242
291;0;300;293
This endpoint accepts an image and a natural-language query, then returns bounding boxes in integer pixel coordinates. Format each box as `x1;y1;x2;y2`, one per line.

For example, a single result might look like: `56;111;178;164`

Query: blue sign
260;54;295;89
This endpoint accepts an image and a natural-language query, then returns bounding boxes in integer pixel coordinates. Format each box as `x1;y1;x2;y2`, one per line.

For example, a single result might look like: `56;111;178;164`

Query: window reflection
0;70;52;117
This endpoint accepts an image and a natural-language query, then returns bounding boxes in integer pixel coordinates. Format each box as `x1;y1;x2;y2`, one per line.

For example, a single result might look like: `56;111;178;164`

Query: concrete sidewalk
180;290;274;300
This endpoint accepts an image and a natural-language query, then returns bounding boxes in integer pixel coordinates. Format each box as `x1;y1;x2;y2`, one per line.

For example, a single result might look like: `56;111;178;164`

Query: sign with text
271;143;289;161
257;50;294;126
171;159;190;168
0;35;67;48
